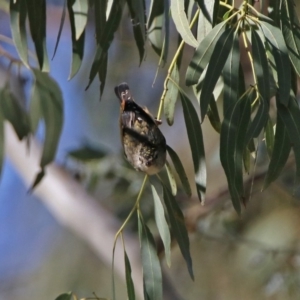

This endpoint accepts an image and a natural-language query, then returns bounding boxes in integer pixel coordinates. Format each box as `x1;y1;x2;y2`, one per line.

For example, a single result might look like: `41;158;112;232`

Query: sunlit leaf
186;20;226;86
180;90;206;203
200;26;235;120
170;0;198;47
138;214;163;300
151;182;171;266
25;0;49;71
281;0;300;76
166;145;192;197
260;21;291;106
72;0;88;40
164;65;179;125
163;184;194;279
124;251;136;300
68;0;86;79
276;91;300;177
0;86;30;140
263;115;291;189
9;0;29;68
86;0;125;89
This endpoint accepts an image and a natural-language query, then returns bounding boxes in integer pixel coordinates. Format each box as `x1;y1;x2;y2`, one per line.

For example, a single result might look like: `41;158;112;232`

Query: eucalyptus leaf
265;117;275;158
54;293;73;300
166;145;192;197
207;95;221;133
163;184;194;279
170;0;198;47
165;161;177;196
124;251;136;300
151;182;171;266
138;214;163;300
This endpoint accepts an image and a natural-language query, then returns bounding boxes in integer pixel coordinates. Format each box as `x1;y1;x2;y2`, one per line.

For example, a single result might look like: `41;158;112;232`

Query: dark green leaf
170;0;198;47
222;30;240;115
29;80;41;133
281;0;300;76
164;65;179;125
194;0;213;24
147;0;165;57
276;91;300;177
9;0;29;68
263;114;291;189
25;0;49;71
0;86;30;140
138;214;163;300
200;26;235;120
86;0;125;89
185;20;226;86
166;145;192;197
68;0;86;79
127;0;146;64
124;251;136;300
265;117;275;158
180;91;206;203
260;21;291;106
163;185;194;279
54;292;73;300
151;182;171;266
207;95;221;133
52;0;67;60
68;146;107;161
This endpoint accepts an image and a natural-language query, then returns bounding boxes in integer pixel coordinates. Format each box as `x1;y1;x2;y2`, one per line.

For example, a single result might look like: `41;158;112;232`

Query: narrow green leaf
163;185;194;280
207;95;221;133
260;21;291;106
281;0;300;76
25;0;49;71
265;117;275;158
29;80;41;133
68;146;106;161
252;28;270;103
180;91;206;203
263;115;291;189
276;91;300;177
151;182;171;266
72;0;88;40
0;109;4;180
55;292;72;300
147;0;165;57
222;30;240;115
124;251;136;300
170;0;198;47
138;214;163;300
0;86;30;140
68;0;86;79
243;147;251;174
164;65;179;125
194;0;213;24
86;0;125;89
200;26;235;120
126;0;146;64
166;145;192;197
52;0;67;60
165;161;177;196
185;20;226;86
9;0;29;68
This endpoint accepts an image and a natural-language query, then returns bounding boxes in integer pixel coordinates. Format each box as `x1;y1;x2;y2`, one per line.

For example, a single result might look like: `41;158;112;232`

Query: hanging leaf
263;115;291;189
68;0;86;79
185;20;226;86
170;0;198;47
260;21;291;106
124;251;136;300
54;292;73;300
150;182;171;266
166;145;192;197
180;90;206;203
264;117;275;158
199;26;235;121
29;80;42;133
25;0;49;71
276;91;300;177
138;214;163;300
9;0;29;68
207;95;221;133
163;184;194;280
164;65;179;125
30;70;64;189
86;0;125;89
165;161;177;196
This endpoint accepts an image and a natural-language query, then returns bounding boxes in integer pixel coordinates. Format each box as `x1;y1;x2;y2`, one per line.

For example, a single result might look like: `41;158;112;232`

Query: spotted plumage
115;83;166;175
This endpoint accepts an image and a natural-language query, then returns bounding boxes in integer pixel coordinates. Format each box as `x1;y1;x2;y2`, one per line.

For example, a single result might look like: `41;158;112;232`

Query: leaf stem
156;8;200;120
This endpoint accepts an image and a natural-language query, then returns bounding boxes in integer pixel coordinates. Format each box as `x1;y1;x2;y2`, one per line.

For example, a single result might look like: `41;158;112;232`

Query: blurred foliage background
0;0;300;300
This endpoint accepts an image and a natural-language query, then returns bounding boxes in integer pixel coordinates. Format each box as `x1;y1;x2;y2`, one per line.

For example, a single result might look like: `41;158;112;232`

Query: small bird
115;83;166;175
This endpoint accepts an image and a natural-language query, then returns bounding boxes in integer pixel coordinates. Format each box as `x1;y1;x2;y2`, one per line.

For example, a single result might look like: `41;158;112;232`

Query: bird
114;82;166;175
